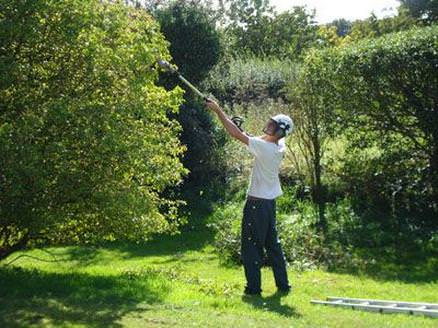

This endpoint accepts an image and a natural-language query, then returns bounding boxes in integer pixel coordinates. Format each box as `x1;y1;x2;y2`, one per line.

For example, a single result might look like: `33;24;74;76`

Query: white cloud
271;0;400;23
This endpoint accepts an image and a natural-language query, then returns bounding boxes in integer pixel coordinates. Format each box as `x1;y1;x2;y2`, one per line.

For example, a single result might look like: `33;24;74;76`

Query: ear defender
275;121;289;138
271;114;293;138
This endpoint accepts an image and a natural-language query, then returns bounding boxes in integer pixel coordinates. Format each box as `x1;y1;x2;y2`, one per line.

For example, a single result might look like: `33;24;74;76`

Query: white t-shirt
246;136;285;199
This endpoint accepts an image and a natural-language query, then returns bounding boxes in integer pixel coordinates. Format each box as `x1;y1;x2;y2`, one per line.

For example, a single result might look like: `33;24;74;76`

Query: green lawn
1;222;437;327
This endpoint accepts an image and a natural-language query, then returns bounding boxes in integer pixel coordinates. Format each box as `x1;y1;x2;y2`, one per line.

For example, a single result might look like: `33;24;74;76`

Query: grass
0;218;437;327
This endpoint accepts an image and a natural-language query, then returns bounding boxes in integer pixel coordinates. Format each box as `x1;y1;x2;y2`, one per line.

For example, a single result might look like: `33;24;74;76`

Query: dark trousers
241;198;291;294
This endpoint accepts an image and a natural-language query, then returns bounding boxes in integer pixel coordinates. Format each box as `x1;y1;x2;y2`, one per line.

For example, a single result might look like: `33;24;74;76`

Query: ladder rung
312;297;438;318
327;296;438;309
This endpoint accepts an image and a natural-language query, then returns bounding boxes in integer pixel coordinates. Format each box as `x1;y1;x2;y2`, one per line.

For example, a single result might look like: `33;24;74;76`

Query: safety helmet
271;114;293;138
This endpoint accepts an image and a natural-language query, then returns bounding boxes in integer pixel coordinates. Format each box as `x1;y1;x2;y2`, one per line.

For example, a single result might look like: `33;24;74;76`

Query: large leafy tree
218;0;274;57
267;7;318;58
348;12;416;41
154;0;221;84
399;0;438;23
0;0;187;259
329;18;352;37
287;25;438;234
287;50;337;234
219;1;317;58
325;26;438;225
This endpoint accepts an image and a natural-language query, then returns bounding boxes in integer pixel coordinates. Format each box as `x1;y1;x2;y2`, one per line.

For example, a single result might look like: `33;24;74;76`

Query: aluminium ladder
311;296;438;318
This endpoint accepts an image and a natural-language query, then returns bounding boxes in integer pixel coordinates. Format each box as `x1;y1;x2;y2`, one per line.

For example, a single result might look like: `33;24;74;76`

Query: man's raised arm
204;99;249;145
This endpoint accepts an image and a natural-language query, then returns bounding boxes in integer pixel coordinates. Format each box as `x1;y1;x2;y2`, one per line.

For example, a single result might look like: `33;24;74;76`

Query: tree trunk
430;142;438;215
312;135;327;235
0;234;30;262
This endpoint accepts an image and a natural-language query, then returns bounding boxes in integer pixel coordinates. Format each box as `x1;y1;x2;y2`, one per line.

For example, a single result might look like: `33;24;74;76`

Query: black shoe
276;287;292;295
243;287;262;297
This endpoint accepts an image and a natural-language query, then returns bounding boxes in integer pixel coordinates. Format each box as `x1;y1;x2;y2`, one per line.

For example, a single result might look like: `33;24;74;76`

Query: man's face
263;119;277;136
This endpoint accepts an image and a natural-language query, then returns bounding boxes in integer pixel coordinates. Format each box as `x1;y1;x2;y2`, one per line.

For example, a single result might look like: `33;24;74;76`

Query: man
205;98;293;297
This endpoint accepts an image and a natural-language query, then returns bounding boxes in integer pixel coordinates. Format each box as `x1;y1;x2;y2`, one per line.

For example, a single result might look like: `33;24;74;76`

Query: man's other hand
205;98;221;112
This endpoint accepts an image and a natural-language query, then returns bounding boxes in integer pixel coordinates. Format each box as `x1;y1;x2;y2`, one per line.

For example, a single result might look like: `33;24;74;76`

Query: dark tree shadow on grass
241;292;302;318
0;266;169;327
327;247;438;284
52;226;216;268
115;226;216;258
53;203;217;267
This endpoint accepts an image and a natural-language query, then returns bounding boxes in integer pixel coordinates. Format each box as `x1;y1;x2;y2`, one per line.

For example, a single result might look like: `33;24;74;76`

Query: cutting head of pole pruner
157;59;208;101
157;59;178;74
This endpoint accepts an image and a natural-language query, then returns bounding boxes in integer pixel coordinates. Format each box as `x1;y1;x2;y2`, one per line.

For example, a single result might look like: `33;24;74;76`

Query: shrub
206;201;242;265
153;1;227;202
208;196;369;271
203;56;300;106
154;0;221;85
288;25;438;233
0;0;187;259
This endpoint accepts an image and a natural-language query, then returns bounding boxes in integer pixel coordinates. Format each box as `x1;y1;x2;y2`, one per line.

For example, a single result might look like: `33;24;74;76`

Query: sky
271;0;400;24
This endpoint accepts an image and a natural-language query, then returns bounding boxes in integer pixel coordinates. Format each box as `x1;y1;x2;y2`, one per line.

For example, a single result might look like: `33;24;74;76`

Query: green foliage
267;7;319;58
203;56;300;105
0;0;187;256
218;0;274;34
347;13;417;41
175;99;228;194
123;265;240;297
206;202;242;264
328;18;352;37
208;24;438;258
284;25;438;233
153;1;227;201
154;0;221;84
399;0;438;24
219;2;318;58
330;25;438;221
286;49;340;233
207;195;371;271
208;191;438;273
276;199;375;272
